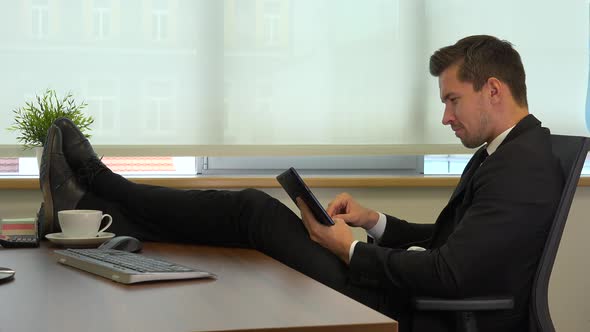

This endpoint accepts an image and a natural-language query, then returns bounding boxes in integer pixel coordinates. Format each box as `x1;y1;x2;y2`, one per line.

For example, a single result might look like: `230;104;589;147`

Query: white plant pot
35;146;43;170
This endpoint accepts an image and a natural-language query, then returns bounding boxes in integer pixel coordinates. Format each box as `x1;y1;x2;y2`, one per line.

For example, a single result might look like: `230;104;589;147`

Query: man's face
439;64;491;148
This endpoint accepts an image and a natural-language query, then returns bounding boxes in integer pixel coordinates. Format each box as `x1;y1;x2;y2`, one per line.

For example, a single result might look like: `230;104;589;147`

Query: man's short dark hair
429;35;528;107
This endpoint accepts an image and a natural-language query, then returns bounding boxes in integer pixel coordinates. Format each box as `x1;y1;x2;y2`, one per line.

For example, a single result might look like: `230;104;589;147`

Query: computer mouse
98;236;143;253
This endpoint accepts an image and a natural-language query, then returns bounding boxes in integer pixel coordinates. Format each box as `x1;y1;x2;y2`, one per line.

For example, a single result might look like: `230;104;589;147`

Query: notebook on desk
54;248;217;284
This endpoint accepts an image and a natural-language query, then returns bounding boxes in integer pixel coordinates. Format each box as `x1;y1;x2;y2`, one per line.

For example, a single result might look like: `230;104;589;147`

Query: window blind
0;0;587;157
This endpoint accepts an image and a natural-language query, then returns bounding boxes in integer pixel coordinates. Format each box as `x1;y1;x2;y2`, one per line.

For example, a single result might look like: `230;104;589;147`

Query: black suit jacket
349;115;564;332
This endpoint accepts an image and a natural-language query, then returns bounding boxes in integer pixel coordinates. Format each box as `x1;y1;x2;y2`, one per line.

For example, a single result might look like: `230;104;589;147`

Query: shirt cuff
349;240;359;262
366;212;387;242
349;213;387;262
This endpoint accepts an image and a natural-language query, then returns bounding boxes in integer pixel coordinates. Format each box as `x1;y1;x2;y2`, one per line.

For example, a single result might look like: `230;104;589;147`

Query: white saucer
45;232;115;247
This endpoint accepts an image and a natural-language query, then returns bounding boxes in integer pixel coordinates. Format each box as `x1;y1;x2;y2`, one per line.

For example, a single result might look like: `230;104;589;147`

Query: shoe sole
40;128;56;236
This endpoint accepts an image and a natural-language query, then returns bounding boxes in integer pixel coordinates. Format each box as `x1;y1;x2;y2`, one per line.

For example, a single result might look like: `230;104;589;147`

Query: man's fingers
296;197;311;215
326;202;334;216
332;214;350;222
326;199;345;216
331;217;342;223
296;197;314;227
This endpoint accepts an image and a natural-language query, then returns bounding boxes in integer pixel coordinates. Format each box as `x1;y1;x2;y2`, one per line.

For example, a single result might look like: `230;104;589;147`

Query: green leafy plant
7;89;94;149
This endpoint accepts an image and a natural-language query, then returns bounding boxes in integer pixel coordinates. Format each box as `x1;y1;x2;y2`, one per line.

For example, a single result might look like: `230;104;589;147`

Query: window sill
2;175;590;190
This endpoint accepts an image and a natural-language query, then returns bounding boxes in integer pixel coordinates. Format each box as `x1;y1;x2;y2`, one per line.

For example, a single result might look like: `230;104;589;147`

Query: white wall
1;186;588;331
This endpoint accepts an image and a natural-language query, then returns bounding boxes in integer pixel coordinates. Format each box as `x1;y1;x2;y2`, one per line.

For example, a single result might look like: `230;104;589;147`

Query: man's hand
326;192;379;230
296;198;354;264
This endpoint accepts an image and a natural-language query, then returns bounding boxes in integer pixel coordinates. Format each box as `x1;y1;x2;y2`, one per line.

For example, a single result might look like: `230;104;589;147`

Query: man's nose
442;105;454;125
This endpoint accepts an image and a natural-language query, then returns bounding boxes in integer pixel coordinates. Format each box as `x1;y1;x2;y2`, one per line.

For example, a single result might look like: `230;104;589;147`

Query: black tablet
276;167;334;226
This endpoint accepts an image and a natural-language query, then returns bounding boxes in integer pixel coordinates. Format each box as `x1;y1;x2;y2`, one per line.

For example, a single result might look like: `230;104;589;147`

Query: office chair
412;134;590;332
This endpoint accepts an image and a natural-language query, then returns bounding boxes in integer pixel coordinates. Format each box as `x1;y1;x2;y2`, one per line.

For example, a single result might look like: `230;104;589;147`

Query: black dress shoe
52;117;98;170
53;117;106;186
39;125;87;236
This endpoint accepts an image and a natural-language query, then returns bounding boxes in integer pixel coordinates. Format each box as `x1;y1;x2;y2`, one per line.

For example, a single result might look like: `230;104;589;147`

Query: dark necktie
478;148;489;165
465;147;489;181
449;147;489;201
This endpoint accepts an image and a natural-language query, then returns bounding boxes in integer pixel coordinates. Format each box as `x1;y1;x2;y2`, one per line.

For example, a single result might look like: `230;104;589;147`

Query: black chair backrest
529;135;590;332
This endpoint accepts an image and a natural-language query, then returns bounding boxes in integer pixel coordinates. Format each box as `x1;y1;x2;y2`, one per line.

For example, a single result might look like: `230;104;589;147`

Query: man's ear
486;77;502;105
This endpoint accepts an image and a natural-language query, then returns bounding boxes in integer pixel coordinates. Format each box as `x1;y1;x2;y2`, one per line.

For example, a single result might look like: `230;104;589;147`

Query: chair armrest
412;296;514;311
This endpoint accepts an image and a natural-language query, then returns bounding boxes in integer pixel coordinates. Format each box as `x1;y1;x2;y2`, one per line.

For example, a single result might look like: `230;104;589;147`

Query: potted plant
7;89;94;166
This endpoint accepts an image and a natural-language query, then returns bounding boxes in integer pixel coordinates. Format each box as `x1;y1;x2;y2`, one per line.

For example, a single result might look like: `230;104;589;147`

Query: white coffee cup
58;210;113;238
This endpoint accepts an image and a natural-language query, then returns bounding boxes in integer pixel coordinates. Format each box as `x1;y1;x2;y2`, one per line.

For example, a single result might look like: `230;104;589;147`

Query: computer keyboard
54;248;217;284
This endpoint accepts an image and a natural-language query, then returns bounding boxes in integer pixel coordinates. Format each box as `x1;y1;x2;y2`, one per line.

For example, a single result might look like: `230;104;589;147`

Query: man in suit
40;35;563;331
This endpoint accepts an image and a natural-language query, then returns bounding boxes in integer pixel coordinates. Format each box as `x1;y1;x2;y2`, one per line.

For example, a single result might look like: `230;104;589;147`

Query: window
0;156;197;177
152;0;169;41
199;155;423;175
144;80;176;133
31;0;48;39
0;1;587;172
86;79;120;135
424;155;471;175
425;154;590;176
261;0;282;47
0;158;20;175
3;154;590;178
93;0;112;40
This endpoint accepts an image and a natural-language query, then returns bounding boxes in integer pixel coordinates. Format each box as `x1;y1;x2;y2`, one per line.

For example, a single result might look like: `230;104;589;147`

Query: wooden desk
0;242;397;332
